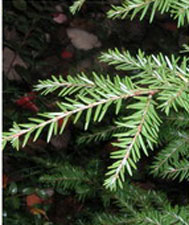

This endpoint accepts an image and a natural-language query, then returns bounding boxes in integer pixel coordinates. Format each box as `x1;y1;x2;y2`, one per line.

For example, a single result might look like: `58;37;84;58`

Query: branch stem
3;89;158;142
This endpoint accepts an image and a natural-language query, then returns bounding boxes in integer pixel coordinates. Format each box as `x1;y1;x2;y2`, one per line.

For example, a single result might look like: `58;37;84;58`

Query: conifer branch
163;160;189;181
35;74;95;96
151;131;189;181
104;95;161;189
107;0;155;21
76;125;126;145
164;112;189;128
100;48;189;115
3;76;158;150
107;0;189;26
157;82;189;115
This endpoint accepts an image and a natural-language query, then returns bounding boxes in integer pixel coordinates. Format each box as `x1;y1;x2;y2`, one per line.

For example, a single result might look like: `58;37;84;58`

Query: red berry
16;96;30;106
15;96;39;112
61;50;73;59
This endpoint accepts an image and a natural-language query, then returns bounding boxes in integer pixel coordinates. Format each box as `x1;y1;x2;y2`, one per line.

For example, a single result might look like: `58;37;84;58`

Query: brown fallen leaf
3;47;27;81
66;28;101;50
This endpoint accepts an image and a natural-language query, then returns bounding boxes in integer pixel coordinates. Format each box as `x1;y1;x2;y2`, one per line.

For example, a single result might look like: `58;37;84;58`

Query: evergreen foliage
69;0;189;26
92;183;189;225
107;0;189;26
3;0;189;223
76;125;126;145
3;50;189;189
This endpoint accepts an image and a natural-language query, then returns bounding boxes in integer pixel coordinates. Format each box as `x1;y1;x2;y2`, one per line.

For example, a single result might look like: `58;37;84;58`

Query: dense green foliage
3;34;189;190
3;0;189;224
